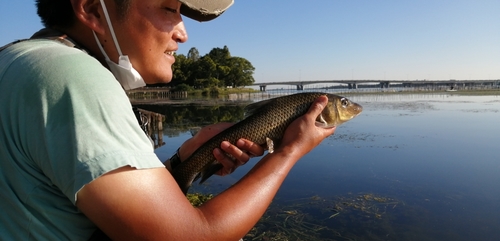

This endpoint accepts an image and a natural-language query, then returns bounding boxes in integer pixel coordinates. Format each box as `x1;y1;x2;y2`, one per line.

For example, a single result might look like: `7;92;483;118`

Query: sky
1;0;499;83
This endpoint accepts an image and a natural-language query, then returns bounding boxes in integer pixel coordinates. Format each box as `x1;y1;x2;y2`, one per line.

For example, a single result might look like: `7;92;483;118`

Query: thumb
306;95;328;117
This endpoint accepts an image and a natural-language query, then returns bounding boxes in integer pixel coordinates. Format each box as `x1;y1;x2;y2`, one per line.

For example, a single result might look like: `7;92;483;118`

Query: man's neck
61;23;106;65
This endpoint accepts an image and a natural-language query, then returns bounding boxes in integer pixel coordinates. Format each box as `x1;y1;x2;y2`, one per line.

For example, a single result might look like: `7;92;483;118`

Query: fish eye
341;98;349;107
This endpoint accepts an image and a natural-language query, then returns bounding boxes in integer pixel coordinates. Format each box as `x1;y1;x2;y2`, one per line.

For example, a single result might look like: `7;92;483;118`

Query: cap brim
179;0;234;22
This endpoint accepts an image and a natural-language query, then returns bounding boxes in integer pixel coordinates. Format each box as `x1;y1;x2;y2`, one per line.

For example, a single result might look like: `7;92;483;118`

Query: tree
208;46;231;65
170;53;191;87
225;57;255;87
187;47;200;62
170;45;256;89
191;56;217;88
216;65;231;87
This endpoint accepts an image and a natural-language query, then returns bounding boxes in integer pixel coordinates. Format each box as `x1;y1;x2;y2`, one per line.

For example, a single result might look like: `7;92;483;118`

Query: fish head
316;94;363;128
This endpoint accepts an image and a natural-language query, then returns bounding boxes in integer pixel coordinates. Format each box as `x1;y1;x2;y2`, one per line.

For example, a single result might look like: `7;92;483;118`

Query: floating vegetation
328;131;403;150
185;192;403;240
459;108;499;113
245;193;401;241
361;101;436;113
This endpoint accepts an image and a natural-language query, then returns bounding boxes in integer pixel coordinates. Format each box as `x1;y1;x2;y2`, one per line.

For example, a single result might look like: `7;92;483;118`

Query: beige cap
179;0;234;22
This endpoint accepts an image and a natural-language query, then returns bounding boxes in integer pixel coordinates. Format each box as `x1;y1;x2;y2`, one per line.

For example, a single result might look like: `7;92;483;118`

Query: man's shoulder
1;39;93;71
2;39;83;59
1;39;119;90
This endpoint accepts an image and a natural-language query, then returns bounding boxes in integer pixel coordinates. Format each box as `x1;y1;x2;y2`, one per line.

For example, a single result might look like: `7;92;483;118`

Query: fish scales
171;92;362;194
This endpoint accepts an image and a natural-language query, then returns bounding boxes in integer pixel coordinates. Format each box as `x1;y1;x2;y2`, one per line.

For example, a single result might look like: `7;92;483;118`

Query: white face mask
92;0;146;90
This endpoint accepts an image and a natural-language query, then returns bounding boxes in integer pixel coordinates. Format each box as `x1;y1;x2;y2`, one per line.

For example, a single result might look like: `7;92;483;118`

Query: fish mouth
350;103;363;117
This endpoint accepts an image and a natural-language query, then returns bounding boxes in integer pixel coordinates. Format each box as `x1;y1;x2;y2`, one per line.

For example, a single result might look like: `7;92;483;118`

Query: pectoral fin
266;137;275;153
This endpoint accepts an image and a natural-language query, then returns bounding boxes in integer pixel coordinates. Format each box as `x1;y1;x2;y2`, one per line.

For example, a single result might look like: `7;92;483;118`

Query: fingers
179;122;235;161
236;138;265;157
213;141;246;176
212;139;264;176
213;148;235;176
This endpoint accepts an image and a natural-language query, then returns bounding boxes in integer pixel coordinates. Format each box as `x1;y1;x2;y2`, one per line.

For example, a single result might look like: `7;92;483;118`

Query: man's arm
166;122;265;175
76;96;335;241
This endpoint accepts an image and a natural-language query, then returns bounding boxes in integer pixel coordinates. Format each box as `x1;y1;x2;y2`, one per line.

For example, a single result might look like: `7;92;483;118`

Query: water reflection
135;103;247;135
145;92;500;241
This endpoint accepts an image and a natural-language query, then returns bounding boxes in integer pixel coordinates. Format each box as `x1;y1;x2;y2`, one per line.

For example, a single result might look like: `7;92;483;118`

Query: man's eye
165;7;177;13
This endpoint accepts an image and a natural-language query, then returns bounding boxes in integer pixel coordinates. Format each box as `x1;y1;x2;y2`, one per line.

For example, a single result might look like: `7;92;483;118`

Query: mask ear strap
92;31;111;61
99;0;123;56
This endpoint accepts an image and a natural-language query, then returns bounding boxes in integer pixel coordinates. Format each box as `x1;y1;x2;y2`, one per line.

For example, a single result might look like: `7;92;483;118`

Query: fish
171;92;363;194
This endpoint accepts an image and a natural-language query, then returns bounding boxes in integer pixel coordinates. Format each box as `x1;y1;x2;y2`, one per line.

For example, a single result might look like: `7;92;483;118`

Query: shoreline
130;88;500;105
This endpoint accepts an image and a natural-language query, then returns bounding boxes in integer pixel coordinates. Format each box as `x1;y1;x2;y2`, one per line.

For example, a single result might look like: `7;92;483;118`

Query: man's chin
144;73;173;85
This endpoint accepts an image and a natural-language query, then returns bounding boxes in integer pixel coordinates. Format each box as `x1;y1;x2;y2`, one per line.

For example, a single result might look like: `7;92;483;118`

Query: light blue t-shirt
0;39;165;240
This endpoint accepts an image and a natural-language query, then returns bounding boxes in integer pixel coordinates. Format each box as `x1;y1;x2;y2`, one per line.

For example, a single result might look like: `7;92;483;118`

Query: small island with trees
144;45;257;96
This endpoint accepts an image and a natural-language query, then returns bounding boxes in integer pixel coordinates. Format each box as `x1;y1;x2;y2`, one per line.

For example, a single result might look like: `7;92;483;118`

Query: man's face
106;0;188;84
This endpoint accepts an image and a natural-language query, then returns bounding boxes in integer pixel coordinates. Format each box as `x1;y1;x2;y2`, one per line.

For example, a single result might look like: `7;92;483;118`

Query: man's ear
71;0;106;34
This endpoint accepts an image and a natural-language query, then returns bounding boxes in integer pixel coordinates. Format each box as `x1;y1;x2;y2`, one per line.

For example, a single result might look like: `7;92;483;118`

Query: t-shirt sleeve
6;41;165;204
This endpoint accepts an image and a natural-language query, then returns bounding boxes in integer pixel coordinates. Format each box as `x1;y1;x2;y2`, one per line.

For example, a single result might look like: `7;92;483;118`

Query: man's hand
279;95;336;157
177;122;265;175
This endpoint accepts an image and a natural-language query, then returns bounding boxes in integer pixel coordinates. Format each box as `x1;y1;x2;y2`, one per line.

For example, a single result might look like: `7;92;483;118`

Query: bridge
251;79;500;91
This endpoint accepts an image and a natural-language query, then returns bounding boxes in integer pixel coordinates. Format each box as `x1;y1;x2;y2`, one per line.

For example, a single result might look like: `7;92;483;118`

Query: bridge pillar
259;85;266;92
379;81;390;88
348;83;357;89
296;85;304;90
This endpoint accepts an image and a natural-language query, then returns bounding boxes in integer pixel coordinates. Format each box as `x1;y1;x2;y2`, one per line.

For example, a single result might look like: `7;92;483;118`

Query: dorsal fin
244;99;273;118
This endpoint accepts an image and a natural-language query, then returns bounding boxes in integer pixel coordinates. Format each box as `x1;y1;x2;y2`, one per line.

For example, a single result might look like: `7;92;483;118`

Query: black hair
36;0;130;29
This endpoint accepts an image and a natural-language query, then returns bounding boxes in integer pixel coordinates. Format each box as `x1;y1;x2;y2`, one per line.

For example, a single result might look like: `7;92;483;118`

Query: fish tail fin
199;163;223;184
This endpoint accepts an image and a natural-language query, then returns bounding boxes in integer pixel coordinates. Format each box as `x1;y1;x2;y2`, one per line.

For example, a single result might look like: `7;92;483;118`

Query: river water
146;91;500;241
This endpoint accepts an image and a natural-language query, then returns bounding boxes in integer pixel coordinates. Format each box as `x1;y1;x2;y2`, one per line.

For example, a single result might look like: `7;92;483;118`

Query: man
0;0;335;240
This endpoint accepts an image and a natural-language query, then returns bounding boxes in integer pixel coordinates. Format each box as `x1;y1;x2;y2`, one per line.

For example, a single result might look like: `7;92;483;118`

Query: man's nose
173;22;188;43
